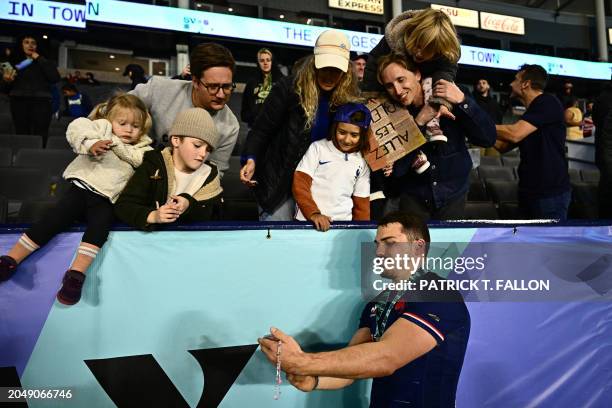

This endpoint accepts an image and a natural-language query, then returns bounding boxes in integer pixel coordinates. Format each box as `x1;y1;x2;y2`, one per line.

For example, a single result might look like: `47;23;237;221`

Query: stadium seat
485;180;518;204
468;180;488;201
464;201;498;219
501;156;520;168
0;147;11;166
0;196;7;224
46;137;71;150
0;114;13;134
0;167;50;201
0;134;43;152
17;199;58;223
480;156;503;167
581;169;600;184
502;148;519;157
14;148;75;179
569;182;598;219
498;202;521;219
478;166;515;181
222;156;259;220
568;168;581;183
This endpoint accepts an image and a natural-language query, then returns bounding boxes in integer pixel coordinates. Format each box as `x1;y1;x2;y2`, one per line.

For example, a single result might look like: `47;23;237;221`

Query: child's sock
70;243;99;273
8;234;40;263
56;243;98;305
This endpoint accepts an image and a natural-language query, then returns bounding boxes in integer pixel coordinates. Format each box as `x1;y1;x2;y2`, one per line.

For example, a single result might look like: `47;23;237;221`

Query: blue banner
1;225;611;407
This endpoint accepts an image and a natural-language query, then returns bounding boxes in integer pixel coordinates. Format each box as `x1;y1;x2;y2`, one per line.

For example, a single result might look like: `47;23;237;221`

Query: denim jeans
258;198;296;221
519;190;571;221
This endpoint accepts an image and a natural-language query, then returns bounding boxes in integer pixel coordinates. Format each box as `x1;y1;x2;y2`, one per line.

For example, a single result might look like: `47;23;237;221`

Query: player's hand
258;327;306;375
433;79;465;105
240;159;257;187
287;374;317;392
89;140;113;156
310;213;332;232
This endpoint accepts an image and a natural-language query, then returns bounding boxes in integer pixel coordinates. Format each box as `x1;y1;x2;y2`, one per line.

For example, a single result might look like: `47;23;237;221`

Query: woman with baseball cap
240;30;361;221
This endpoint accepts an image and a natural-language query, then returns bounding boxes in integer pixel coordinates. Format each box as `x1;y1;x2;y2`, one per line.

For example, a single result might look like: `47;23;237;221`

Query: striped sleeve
401;312;445;344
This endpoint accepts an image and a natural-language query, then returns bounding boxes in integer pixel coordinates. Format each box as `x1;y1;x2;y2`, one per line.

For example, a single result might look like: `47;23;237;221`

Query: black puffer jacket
242;75;312;213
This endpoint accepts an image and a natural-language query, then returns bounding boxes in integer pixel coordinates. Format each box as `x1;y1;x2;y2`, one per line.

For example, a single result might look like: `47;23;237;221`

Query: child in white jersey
0;93;153;305
293;103;371;231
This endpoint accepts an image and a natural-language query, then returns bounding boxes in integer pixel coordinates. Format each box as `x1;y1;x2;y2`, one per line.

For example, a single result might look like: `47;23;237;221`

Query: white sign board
431;4;479;29
328;0;383;15
480;11;525;35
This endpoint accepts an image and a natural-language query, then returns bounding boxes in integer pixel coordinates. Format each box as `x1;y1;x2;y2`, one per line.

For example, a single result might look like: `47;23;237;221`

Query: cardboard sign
365;99;426;171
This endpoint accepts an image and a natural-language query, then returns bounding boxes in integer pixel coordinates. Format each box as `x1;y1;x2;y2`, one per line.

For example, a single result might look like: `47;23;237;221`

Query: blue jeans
258;198;296;221
519;190;571;221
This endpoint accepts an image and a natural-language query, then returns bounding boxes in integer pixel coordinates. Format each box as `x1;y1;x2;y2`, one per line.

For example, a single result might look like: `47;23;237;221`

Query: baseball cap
314;30;350;72
333;103;372;129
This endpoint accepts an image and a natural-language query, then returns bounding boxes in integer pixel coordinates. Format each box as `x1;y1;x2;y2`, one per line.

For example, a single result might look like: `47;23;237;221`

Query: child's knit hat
333;103;372;129
169;108;219;150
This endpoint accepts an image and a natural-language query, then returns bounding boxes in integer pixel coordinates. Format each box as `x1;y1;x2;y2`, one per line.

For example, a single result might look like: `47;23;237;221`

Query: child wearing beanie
115;108;223;229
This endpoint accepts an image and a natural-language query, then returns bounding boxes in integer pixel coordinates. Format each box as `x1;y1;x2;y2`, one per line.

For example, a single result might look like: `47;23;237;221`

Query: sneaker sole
56;293;79;306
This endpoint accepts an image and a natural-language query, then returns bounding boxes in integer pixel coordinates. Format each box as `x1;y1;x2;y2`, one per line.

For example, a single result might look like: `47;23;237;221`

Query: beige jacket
63;118;153;203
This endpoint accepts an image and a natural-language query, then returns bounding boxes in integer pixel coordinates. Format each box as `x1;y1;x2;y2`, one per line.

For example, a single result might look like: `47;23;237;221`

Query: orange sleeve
292;171;320;220
352;196;370;220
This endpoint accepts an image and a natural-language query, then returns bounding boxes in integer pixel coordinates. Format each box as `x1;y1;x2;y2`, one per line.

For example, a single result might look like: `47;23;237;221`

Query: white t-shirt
295;139;370;221
173;164;211;197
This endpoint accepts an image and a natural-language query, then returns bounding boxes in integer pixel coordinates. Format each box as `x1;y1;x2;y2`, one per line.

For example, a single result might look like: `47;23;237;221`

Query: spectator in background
593;82;612;218
582;100;594;137
123;64;148;90
61;84;92;119
1;34;60;147
241;48;284;128
172;64;192;81
558;80;575;109
372;54;496;221
84;72;100;86
564;100;583;140
351;53;367;82
240;30;360;221
495;64;570;220
66;70;82;84
130;43;239;177
473;78;503;124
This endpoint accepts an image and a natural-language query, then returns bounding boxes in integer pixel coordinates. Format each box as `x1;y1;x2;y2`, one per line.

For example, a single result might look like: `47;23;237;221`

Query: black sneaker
0;255;18;282
57;270;86;305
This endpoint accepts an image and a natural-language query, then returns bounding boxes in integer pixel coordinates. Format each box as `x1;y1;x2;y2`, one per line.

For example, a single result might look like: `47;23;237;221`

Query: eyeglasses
197;79;236;95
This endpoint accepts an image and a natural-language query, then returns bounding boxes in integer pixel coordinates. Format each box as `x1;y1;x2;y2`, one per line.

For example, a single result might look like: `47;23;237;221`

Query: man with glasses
131;43;239;176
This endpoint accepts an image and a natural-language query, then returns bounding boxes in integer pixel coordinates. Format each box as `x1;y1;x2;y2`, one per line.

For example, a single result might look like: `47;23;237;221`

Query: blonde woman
240;30;361;221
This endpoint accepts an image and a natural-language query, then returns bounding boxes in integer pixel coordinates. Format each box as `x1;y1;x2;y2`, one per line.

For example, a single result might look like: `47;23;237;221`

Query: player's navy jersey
359;271;470;408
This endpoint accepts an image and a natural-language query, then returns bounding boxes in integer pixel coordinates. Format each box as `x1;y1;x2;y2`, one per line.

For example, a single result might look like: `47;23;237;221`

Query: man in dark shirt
258;212;471;408
593;82;612;218
473;78;503;124
495;64;570;220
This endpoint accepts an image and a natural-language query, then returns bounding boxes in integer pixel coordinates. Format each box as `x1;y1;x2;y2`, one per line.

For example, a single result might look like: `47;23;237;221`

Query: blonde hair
403;9;461;64
293;55;361;129
90;93;152;139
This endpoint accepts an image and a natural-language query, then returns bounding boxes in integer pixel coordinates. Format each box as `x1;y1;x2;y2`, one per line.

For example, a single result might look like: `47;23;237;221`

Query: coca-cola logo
481;14;524;34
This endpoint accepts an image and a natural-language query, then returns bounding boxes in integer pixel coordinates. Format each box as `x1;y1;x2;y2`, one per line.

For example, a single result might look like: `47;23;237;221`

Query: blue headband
333;103;372;129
